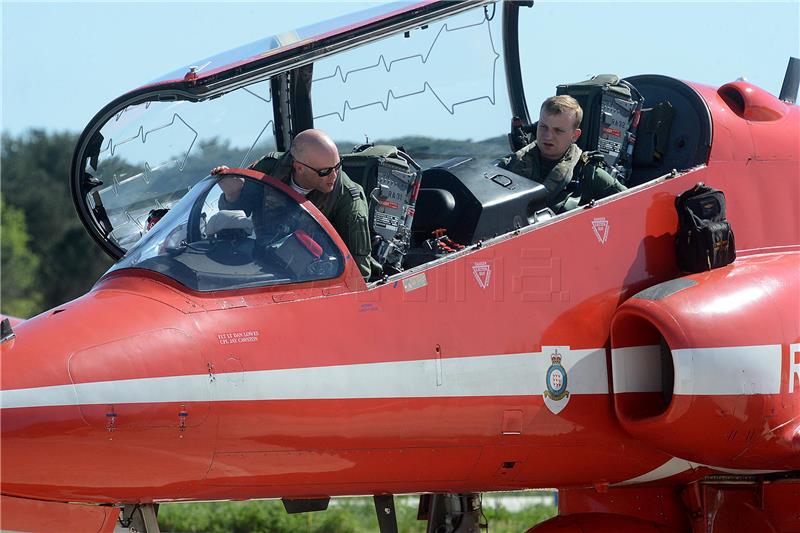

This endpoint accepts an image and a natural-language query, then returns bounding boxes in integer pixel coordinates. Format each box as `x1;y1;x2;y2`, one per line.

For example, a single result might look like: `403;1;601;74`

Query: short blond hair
541;95;583;130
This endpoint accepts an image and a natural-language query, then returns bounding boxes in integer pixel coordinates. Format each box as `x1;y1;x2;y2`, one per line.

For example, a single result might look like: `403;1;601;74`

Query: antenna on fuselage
779;56;799;104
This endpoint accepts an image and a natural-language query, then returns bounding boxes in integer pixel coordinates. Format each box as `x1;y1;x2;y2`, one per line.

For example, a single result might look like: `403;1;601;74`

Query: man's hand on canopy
217;175;245;203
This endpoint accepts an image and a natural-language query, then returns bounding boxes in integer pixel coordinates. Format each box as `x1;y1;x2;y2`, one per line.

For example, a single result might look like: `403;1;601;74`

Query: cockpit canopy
70;1;502;261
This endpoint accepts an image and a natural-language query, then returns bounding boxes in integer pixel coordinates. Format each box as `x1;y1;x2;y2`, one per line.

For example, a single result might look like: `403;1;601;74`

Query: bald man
215;129;372;280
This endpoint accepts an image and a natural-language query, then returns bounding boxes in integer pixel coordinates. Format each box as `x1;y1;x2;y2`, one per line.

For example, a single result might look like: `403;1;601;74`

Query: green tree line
1;130;113;317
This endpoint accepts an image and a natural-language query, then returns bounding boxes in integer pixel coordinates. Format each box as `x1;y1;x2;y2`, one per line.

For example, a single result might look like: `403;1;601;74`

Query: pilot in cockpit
212;129;373;281
502;95;626;213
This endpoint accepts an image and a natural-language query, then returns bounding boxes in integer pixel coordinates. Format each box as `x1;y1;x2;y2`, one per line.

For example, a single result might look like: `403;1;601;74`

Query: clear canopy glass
108;175;344;291
84;79;276;252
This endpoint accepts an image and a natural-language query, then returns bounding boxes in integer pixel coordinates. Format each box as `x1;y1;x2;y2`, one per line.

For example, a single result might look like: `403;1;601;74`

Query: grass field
158;493;557;532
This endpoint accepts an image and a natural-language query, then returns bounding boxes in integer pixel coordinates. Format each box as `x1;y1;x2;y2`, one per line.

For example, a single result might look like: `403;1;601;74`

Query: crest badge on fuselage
592;217;610;244
472;261;491;289
543;347;571;414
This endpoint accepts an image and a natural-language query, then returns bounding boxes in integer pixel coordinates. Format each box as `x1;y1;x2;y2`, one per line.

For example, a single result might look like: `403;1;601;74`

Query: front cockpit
109;173;344;291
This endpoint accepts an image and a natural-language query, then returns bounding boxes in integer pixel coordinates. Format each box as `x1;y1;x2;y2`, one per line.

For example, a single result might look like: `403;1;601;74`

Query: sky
2;1;799;140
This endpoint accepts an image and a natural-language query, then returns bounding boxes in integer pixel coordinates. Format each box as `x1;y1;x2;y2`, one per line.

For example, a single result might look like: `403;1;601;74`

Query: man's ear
572;128;582;143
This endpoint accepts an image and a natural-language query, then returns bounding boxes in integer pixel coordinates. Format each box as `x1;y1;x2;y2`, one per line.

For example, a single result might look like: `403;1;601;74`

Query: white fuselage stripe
0;347;608;409
673;345;782;395
1;344;785;409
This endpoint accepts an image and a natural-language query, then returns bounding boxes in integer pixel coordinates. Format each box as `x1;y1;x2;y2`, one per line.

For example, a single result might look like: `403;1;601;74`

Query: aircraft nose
0;284;209;501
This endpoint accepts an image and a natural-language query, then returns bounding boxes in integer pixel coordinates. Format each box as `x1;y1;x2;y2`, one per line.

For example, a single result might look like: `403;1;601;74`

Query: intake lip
718;81;790;121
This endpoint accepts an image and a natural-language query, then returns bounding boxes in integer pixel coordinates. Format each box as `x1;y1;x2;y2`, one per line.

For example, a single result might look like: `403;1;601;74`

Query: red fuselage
2;83;798;508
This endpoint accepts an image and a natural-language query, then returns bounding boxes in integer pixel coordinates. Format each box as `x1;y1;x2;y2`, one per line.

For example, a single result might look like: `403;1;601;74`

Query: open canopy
70;0;500;261
145;2;442;90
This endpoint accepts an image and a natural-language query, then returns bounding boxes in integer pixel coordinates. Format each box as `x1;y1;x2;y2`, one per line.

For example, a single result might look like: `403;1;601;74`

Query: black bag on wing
675;183;736;272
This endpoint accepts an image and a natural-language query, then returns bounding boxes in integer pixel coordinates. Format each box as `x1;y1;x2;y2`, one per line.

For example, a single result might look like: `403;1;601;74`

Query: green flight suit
251;152;372;280
501;142;626;213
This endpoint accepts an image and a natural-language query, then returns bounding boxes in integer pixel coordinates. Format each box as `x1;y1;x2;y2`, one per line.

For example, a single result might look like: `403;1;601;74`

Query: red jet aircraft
2;1;799;532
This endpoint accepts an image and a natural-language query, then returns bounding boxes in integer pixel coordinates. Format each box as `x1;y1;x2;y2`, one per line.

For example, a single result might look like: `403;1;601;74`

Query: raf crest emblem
543;348;570;414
